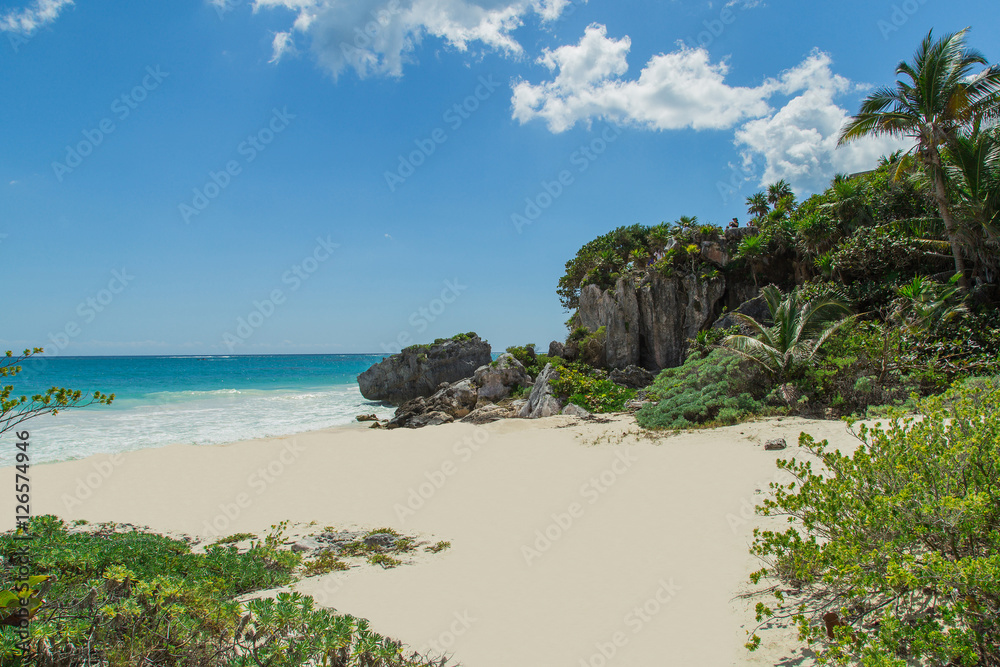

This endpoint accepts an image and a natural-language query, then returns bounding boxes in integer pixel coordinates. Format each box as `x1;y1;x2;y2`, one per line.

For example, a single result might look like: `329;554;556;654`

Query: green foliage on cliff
556;220;721;310
747;379;1000;665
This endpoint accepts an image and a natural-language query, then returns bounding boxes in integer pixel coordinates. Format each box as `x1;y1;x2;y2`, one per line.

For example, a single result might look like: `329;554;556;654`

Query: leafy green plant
721;286;853;386
302;551;350;577
2;348;114;436
551;365;636;413
636;349;768;429
747;379;1000;665
0;519;446;666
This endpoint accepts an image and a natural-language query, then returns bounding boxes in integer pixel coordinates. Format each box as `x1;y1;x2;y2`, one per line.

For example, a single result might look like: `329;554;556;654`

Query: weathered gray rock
624;399;653;412
387;378;478;428
764;438;787;451
291;537;323;552
473;353;531;402
561;403;591;418
576;279;640;369
548;340;566;358
575;272;726;371
713;294;769;330
364;532;398;549
638;272;727;369
519;363;563;418
357;334;491;405
609;365;655;389
461;403;514;424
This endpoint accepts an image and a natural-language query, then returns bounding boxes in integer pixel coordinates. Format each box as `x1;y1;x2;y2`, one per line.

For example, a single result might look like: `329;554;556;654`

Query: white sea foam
7;384;394;465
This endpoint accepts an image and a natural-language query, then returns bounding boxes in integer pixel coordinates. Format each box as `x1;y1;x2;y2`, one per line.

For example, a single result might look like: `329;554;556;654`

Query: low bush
636;349;769;429
551;365;636;413
747;379;1000;666
0;518;444;666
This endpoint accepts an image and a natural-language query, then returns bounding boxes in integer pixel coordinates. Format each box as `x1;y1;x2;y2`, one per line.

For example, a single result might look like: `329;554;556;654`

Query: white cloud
0;0;73;35
513;27;909;193
512;23;771;133
734;51;912;192
269;30;296;62
255;0;580;79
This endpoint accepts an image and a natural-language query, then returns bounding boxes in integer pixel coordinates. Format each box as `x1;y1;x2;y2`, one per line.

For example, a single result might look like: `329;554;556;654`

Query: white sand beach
3;415;864;666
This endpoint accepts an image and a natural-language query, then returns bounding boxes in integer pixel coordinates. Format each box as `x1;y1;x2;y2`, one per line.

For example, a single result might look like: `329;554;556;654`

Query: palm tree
838;28;1000;287
735;234;766;286
945;128;1000;283
721;286;853;385
894;274;967;334
746;192;770;219
766;180;793;207
821;176;873;234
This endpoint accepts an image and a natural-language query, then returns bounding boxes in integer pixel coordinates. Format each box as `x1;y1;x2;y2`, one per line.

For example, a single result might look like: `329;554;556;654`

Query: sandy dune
3;414;863;666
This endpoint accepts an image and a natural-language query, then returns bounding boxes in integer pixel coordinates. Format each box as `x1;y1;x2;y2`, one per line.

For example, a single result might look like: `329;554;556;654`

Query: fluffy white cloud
253;0;580;79
512;24;771;132
734;50;911;192
513;27;910;193
0;0;73;35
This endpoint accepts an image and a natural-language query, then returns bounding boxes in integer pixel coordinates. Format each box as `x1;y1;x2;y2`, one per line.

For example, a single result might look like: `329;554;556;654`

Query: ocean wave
7;384;394;465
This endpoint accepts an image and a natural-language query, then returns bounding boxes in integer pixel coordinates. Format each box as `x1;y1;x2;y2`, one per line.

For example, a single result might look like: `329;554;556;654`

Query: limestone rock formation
609;365;655;389
357;334;491;405
473;353;531;402
518;363;563;418
387;378;479;429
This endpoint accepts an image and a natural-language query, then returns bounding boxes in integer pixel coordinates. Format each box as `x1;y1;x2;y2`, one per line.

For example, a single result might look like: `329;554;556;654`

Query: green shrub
636;349;768;429
747;379;1000;665
0;519;444;666
551;365;636;413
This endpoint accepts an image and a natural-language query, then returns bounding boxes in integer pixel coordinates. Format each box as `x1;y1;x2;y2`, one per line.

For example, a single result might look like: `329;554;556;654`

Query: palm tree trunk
928;149;968;288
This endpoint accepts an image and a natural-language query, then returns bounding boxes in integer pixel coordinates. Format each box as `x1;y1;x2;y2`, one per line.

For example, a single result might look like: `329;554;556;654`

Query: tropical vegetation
747;379;1000;666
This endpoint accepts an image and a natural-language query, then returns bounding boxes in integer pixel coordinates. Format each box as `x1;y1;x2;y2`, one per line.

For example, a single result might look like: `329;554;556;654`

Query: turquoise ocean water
4;355;392;465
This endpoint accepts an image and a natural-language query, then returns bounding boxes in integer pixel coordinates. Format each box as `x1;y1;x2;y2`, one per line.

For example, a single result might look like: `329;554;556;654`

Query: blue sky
1;0;998;356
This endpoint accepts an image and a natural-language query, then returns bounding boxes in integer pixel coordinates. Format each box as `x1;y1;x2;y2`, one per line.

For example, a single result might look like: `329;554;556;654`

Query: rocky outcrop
713;294;769;330
358;334;491;405
561;403;591;418
518;363;563;418
576;280;640;369
461;403;515;424
609;365;655;389
473;353;531;402
387;378;478;428
576;271;727;371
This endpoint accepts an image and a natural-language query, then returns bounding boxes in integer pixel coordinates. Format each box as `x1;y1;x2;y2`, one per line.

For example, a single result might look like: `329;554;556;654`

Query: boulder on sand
357;333;491;406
